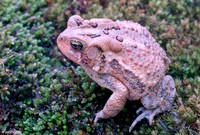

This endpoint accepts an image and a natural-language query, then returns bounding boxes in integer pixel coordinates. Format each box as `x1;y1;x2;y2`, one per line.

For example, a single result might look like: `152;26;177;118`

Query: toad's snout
57;34;68;43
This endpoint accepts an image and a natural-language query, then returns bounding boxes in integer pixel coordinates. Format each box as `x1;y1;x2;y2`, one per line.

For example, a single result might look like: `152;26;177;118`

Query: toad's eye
70;40;83;50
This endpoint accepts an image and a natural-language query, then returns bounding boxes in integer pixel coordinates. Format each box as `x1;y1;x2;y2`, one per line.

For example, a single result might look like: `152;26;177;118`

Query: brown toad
57;15;176;132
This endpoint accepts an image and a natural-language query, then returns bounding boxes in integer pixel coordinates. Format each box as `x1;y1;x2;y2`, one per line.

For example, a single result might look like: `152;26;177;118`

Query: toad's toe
129;108;162;132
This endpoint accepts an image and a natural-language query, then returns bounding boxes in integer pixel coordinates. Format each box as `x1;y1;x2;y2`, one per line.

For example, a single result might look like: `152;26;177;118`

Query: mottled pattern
57;15;176;132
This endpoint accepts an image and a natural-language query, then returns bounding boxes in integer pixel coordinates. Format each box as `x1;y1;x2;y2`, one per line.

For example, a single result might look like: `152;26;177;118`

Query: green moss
0;0;200;134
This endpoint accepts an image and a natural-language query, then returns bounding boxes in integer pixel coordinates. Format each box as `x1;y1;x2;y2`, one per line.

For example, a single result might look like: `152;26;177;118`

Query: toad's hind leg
129;75;176;132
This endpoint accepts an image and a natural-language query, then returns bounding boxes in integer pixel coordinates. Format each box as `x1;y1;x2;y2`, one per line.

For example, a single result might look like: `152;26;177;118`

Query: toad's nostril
58;35;67;42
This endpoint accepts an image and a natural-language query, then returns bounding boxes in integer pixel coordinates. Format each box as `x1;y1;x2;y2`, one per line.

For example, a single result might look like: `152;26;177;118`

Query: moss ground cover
0;0;199;134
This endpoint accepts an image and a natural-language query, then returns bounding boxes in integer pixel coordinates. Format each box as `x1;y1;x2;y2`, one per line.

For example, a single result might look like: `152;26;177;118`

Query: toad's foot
129;107;161;132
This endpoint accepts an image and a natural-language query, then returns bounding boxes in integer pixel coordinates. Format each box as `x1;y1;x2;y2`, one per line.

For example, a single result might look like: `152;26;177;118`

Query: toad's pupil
70;40;83;50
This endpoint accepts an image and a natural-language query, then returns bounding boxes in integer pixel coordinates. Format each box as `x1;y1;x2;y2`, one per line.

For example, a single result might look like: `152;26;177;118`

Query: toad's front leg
94;80;129;124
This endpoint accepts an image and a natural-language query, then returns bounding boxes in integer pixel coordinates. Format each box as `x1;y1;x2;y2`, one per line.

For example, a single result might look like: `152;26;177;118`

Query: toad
57;15;176;132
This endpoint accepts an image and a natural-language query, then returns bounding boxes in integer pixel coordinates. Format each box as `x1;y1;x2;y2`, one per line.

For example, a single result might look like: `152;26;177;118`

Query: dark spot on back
103;30;109;35
124;69;145;90
113;25;120;30
90;34;101;38
101;55;106;63
76;19;83;26
89;22;98;28
105;27;110;30
124;70;135;79
110;59;121;70
116;36;123;42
